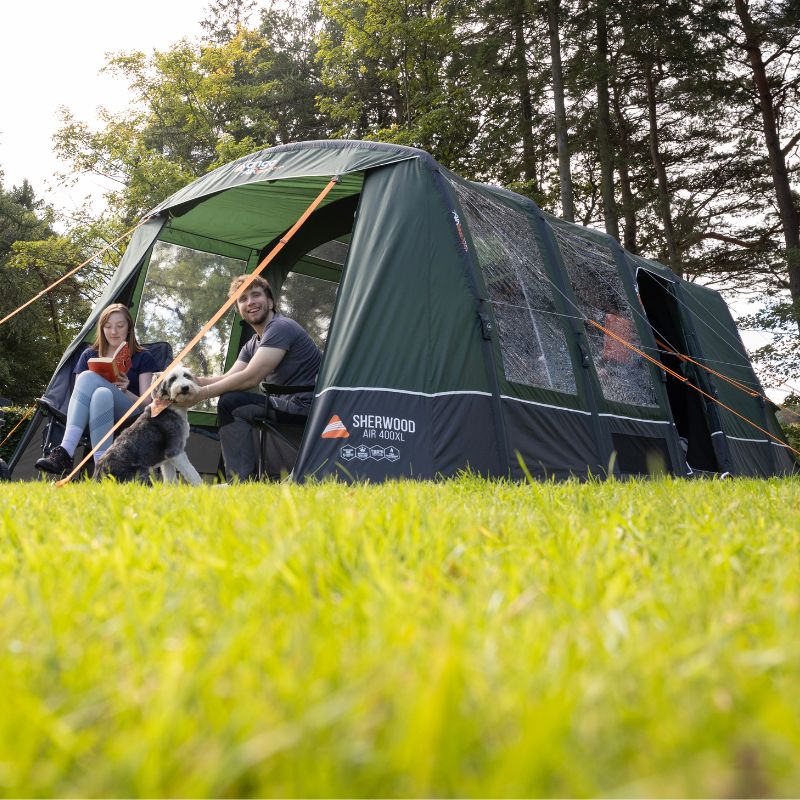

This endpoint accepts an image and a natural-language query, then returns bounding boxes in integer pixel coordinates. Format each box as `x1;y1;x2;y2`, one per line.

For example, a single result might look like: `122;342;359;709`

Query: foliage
134;241;244;377
0;177;102;405
1;477;800;795
53;5;334;224
316;0;479;169
0;406;33;462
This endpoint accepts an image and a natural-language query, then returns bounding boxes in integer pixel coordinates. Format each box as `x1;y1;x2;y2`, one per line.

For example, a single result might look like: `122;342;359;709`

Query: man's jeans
218;391;264;481
217;391;309;481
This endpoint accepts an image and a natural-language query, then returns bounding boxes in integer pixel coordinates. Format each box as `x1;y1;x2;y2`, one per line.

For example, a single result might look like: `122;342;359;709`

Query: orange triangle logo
321;414;349;438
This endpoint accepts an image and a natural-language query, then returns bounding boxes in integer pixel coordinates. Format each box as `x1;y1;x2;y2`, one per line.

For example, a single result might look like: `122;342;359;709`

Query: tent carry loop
56;176;341;487
0;221;147;328
0;407;35;450
588;318;800;460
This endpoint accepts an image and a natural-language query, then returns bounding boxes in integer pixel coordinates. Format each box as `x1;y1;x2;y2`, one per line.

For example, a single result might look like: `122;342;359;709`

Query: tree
733;0;800;334
201;0;257;43
547;0;575;222
55;7;335;223
0;175;102;405
317;0;479;170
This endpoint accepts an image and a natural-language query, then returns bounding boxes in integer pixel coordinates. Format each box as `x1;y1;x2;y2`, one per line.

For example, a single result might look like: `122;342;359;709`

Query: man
196;275;321;480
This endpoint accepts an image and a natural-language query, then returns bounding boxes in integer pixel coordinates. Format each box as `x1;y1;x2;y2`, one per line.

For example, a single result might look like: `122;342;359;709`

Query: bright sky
0;0;211;213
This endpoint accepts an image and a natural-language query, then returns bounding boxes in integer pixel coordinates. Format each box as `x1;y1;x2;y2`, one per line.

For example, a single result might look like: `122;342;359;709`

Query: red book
87;341;132;382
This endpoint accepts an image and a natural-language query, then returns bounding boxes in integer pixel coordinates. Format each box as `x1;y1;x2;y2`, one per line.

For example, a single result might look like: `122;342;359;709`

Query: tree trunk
735;0;800;333
547;0;575;222
611;82;638;253
644;61;681;276
512;0;538;187
595;2;620;241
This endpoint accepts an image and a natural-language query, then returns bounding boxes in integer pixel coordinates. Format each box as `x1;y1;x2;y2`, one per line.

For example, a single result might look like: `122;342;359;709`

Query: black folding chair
253;382;313;481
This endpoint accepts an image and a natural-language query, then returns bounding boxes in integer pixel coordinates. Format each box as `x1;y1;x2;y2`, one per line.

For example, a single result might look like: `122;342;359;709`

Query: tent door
636;269;720;472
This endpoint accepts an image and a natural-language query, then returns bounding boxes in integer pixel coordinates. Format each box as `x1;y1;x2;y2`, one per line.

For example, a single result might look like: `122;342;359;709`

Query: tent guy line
587;317;800;459
0;408;34;450
0;221;147;328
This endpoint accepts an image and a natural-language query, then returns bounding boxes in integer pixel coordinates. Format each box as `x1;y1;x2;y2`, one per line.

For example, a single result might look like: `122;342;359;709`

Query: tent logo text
351;414;415;432
234;158;277;176
321;415;349;438
351;413;416;442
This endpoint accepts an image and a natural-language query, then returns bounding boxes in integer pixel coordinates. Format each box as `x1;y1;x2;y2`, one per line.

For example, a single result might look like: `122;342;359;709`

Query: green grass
1;476;800;797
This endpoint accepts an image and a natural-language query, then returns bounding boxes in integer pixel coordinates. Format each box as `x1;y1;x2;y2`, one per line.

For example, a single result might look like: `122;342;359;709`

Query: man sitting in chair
196;275;321;481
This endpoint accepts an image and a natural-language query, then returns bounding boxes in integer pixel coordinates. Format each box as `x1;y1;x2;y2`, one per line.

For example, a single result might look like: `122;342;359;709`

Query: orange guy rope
653;338;800;424
0;407;35;450
56;177;340;487
0;221;146;328
654;338;760;398
588;319;800;459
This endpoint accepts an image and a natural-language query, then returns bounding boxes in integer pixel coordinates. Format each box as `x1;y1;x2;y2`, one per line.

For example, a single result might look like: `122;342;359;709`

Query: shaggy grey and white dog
94;365;203;485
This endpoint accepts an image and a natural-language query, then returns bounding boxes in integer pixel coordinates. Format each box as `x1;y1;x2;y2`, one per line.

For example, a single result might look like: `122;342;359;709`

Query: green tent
9;140;796;481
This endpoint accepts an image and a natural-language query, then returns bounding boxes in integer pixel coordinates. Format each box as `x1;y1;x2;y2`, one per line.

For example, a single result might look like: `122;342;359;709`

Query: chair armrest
36;397;68;423
259;382;315;396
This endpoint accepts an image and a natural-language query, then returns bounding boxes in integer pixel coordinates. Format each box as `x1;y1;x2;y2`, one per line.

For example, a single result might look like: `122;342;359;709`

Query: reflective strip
316;386;672;425
598;413;671;425
501;395;591;415
713;432;790;449
316;386;492;399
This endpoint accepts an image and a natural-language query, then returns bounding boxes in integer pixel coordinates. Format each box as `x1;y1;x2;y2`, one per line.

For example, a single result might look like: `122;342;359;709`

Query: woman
35;304;159;475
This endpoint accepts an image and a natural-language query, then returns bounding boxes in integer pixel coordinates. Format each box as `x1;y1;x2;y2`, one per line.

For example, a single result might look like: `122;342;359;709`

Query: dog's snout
180;385;189;394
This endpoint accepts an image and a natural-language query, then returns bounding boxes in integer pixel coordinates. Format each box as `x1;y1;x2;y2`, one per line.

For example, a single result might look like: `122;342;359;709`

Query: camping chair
253;381;314;481
36;341;174;478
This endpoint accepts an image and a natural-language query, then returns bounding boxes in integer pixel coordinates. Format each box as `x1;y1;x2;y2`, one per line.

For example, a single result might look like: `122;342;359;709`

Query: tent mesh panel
135;241;247;411
450;181;577;394
550;224;658;407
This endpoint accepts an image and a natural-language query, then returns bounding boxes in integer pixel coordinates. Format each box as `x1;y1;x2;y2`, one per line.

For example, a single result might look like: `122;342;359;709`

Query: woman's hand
115;373;130;393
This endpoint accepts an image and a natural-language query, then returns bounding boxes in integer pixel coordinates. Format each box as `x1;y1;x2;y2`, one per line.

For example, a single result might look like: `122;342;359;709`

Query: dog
94;365;203;485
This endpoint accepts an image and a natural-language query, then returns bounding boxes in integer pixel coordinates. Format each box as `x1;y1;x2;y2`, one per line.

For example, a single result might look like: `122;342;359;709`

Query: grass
1;475;800;797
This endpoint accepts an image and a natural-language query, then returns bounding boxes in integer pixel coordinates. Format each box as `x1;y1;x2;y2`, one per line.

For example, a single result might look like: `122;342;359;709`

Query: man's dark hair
228;274;276;306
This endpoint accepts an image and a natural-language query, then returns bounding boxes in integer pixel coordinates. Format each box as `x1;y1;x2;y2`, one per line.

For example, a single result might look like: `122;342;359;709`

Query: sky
0;0;210;213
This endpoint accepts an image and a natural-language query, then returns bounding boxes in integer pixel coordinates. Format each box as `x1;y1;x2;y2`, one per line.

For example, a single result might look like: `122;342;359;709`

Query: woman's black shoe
35;445;73;475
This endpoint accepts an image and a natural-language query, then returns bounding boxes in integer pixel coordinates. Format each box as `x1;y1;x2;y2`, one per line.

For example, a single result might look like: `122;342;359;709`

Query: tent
9;140;797;481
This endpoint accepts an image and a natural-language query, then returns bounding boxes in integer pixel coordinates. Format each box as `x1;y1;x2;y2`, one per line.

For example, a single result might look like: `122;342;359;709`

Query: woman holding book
35;304;159;475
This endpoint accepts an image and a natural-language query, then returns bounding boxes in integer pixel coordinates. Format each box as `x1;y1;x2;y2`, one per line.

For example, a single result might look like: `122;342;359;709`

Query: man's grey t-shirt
237;314;322;415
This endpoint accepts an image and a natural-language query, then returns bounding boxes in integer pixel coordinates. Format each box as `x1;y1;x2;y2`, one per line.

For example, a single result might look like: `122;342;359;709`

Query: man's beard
247;309;269;327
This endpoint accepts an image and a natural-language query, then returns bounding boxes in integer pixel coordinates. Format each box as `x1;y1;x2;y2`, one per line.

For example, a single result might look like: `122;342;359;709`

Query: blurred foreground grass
1;476;800;797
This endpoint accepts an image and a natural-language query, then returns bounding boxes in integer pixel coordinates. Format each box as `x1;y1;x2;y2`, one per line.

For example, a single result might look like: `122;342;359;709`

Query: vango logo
234;158;277;176
321;415;349;438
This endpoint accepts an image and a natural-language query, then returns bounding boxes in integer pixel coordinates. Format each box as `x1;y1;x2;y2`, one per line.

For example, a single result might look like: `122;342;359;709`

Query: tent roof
150;140;422;204
147;140;436;252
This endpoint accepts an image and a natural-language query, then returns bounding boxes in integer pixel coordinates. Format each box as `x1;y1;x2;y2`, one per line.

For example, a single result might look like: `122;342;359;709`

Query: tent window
450;181;577;395
551;224;658;407
279;271;339;350
135;241;247;410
